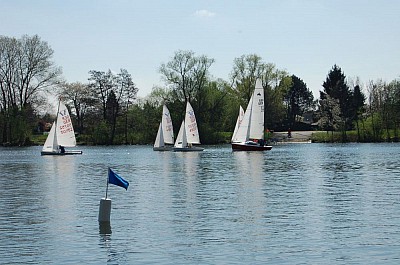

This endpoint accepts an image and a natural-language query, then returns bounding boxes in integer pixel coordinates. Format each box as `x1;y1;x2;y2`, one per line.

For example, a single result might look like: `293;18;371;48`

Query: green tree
230;54;265;105
88;69;138;144
159;50;215;142
230;55;290;131
105;90;119;144
389;79;400;140
352;84;366;141
159;50;214;104
367;80;384;141
196;79;232;143
321;65;353;140
285;75;314;128
318;92;342;141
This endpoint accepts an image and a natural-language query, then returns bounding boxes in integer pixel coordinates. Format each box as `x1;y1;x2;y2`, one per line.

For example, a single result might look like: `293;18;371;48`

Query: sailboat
231;79;272;151
41;100;83;156
173;101;204;152
153;105;174;151
231;105;244;142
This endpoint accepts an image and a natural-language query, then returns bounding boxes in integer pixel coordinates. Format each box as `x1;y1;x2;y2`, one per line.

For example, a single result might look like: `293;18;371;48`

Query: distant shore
271;131;315;143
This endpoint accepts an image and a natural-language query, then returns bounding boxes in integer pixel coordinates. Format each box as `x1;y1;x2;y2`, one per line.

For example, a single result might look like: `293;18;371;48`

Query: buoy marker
98;168;129;223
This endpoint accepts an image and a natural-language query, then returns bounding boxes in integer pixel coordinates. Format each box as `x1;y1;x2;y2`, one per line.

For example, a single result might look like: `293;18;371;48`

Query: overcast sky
2;0;399;98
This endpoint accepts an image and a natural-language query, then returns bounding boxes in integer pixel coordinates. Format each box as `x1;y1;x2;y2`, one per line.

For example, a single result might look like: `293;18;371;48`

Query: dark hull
173;146;204;152
41;150;83;156
231;143;272;151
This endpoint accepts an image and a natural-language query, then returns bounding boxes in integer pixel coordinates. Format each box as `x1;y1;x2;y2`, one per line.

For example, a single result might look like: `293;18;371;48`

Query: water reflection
1;144;400;264
232;151;266;223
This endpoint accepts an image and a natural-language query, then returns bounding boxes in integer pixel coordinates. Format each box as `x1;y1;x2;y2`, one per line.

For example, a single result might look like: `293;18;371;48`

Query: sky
1;0;399;98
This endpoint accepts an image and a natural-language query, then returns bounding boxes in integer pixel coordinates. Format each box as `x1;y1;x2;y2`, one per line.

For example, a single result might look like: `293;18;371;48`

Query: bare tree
88;70;113;120
88;68;138;144
58;82;96;133
0;34;61;144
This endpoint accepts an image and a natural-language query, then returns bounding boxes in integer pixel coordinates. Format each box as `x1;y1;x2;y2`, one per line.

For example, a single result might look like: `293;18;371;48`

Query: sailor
59;145;65;153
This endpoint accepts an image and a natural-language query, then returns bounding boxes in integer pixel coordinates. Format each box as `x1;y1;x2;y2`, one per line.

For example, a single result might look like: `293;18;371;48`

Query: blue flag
108;168;129;190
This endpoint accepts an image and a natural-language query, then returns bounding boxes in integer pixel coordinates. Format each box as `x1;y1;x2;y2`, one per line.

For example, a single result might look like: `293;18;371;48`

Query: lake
1;143;400;264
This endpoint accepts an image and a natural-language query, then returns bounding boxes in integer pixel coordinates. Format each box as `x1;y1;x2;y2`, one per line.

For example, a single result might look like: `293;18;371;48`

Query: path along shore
270;131;315;143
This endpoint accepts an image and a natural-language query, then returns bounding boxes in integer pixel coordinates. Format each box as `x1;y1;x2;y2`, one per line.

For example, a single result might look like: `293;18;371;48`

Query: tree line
1;35;399;146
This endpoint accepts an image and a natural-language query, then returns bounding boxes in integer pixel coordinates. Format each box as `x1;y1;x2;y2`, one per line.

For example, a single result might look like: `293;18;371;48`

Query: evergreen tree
106;90;119;144
285;75;314;128
321;65;353;140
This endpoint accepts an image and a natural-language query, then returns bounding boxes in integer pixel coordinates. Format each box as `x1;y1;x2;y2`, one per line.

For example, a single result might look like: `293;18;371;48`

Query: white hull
153;145;173;151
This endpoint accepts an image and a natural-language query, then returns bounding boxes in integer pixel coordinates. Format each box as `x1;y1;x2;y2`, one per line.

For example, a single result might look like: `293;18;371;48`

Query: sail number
59;116;73;134
258;99;264;112
188;123;198;133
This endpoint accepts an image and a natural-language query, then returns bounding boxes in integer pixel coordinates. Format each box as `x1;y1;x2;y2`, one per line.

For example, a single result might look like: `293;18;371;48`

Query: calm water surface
1;143;400;264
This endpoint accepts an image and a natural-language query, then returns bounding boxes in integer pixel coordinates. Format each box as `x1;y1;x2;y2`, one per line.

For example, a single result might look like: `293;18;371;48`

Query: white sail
232;79;265;143
232;95;253;143
56;101;77;147
153;123;164;148
41;100;81;155
249;79;264;140
184;102;200;144
42;122;58;152
161;105;174;144
174;121;186;148
231;105;245;142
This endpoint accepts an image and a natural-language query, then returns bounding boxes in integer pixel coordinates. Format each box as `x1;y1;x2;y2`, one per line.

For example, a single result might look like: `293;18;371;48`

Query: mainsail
184;102;200;144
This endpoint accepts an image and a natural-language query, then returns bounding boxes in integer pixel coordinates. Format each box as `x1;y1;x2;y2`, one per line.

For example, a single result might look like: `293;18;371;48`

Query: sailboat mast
52;100;62;150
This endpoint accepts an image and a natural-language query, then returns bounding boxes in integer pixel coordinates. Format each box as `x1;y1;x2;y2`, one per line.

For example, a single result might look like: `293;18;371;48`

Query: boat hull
173;146;204;152
153;146;173;151
231;143;272;151
41;150;83;156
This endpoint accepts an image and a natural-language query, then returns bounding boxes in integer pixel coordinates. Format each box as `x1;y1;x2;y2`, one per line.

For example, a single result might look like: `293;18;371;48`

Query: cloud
194;9;216;18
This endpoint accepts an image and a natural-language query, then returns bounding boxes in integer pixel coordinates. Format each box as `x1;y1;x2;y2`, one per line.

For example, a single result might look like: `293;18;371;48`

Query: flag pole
99;168;112;223
105;168;110;199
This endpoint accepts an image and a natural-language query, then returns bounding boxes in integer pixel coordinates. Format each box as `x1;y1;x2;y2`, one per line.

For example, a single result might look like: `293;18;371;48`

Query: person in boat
59;145;65;153
259;138;265;146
